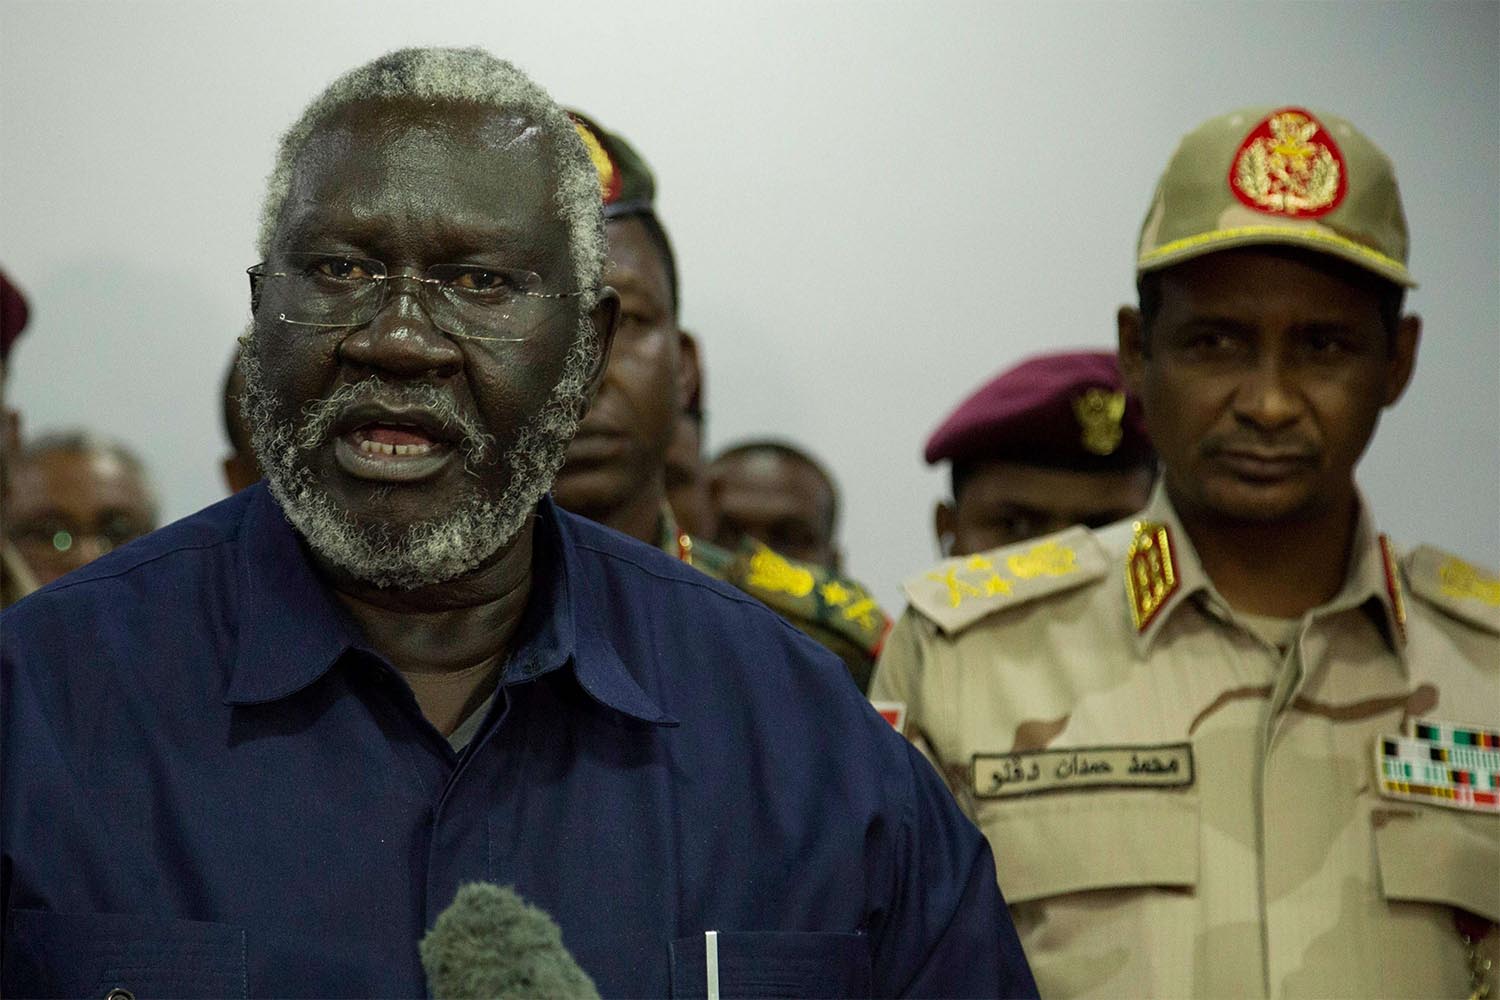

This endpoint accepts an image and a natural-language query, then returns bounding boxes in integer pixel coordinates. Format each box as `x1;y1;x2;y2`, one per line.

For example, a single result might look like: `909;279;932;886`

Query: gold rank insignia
1439;556;1500;607
1072;388;1126;456
745;544;815;598
1230;107;1348;219
1125;520;1178;632
1402;544;1500;635
903;526;1106;636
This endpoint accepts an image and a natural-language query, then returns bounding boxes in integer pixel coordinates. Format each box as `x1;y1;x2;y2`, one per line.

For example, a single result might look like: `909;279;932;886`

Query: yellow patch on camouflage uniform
664;521;890;690
745;544;815;598
903;526;1106;635
1403;545;1500;635
1126;520;1179;632
1071;388;1126;456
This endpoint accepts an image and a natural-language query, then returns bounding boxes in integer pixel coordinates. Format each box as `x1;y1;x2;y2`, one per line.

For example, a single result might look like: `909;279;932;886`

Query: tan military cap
1136;106;1415;287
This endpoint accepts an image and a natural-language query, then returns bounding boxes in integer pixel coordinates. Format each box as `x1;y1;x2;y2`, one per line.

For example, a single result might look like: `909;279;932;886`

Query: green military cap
1136;106;1415;288
567;110;656;219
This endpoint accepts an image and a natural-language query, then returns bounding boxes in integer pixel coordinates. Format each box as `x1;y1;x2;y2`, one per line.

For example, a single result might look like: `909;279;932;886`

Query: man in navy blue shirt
1;47;1035;997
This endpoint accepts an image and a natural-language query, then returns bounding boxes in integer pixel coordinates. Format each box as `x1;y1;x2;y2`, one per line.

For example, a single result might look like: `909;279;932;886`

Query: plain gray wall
3;0;1496;612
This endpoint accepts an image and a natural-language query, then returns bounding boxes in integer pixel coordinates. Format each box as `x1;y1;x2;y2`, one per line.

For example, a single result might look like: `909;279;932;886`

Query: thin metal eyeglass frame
246;256;593;344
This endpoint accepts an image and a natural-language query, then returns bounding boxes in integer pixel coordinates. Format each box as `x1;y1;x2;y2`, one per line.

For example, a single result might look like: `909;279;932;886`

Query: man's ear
934;501;958;557
583;288;621;407
1384;314;1421;407
677;329;702;417
1117;305;1147;397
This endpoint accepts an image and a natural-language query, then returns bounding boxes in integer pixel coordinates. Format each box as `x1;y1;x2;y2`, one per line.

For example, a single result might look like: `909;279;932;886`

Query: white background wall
3;0;1496;612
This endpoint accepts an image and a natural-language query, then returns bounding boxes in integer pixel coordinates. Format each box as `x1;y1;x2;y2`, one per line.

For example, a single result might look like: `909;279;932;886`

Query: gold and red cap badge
1136;106;1415;288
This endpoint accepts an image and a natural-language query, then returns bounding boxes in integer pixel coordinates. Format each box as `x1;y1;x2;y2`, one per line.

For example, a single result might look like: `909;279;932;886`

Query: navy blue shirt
2;485;1034;998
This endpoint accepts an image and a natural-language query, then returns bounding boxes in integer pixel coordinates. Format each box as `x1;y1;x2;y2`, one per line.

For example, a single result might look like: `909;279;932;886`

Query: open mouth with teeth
334;420;459;483
354;426;442;458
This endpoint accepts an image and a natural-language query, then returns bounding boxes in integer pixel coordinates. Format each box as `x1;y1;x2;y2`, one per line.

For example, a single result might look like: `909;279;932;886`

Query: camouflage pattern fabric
1;539;37;609
871;485;1499;997
658;506;889;692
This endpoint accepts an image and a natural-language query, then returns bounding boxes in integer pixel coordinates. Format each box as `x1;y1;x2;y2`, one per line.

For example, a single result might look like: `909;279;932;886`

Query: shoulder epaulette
687;537;890;689
725;542;890;656
903;525;1108;635
1402;544;1500;635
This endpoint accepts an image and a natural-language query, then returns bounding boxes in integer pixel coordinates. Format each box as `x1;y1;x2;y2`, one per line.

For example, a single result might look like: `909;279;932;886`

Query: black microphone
421;882;601;999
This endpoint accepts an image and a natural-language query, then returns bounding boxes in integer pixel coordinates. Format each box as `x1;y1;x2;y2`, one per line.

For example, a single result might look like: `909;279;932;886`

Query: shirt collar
1322;503;1408;659
225;487;677;726
224;484;364;705
549;497;678;727
1128;484;1406;660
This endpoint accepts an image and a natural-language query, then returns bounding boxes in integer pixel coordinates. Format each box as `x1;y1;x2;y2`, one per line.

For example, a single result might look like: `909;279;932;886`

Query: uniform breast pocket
979;788;1200;904
669;931;871;999
1373;805;1500;922
978;789;1201;996
2;908;247;999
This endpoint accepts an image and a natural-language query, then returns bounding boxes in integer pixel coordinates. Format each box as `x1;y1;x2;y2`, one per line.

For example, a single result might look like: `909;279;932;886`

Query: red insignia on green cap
570;115;622;206
1229;107;1349;219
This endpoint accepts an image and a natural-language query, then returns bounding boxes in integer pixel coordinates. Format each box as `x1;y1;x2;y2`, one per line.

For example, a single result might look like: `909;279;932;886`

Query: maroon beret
924;351;1153;471
1;269;28;362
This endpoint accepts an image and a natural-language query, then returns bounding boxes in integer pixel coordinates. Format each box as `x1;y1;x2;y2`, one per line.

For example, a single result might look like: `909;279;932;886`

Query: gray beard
238;324;597;590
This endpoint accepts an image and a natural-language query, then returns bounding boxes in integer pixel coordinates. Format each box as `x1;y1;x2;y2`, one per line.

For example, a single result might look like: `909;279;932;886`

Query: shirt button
105;990;135;1000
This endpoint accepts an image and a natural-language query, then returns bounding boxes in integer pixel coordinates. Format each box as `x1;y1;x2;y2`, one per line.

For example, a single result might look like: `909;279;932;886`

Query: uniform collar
1128;484;1406;659
1126;485;1209;655
225;485;677;725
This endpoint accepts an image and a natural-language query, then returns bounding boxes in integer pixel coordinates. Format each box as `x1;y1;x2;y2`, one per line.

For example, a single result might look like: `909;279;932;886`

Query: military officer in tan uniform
871;106;1499;998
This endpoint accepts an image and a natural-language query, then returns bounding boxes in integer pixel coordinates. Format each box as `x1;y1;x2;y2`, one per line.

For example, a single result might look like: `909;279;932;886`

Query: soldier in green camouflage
553;113;888;690
872;107;1498;997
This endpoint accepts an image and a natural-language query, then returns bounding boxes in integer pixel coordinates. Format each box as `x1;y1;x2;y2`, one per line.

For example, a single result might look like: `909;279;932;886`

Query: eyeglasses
247;253;590;343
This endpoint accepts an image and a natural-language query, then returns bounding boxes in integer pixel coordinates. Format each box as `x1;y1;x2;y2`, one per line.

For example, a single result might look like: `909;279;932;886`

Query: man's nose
1231;355;1303;430
337;276;464;379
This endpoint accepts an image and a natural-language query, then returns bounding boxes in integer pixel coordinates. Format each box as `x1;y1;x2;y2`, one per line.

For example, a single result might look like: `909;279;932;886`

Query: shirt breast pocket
2;908;247;999
669;931;871;999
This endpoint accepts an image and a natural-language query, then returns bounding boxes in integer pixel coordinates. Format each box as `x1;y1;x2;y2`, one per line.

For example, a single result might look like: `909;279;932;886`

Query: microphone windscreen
421;882;601;1000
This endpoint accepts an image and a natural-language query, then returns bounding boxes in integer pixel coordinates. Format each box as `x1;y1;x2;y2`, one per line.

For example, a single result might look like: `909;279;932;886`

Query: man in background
872;106;1498;997
663;331;715;538
0;269;38;606
555;112;889;689
925;351;1154;557
708;438;844;571
7;432;159;585
220;338;262;493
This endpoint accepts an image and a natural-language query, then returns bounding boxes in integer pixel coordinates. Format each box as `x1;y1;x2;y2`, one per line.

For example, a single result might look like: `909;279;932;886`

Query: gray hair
256;47;605;299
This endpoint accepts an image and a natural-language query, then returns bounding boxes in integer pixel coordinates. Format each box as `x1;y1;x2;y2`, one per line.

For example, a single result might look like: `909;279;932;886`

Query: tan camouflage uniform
871;485;1500;997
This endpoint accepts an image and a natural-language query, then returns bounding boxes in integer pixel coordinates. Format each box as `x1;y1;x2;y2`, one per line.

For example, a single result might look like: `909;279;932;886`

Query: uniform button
105;990;135;1000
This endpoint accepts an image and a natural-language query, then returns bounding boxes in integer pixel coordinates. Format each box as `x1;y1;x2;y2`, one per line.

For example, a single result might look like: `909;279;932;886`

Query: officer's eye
1301;329;1356;357
1185;330;1239;354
